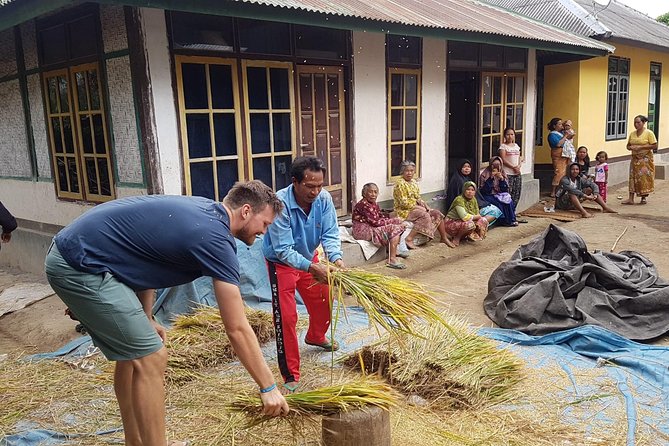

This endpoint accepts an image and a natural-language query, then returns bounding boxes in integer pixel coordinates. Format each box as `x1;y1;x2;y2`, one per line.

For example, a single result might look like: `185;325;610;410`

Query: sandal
397;251;410;259
386;261;407;270
283;381;300;393
640;197;647;205
305;338;339;351
516;218;529;224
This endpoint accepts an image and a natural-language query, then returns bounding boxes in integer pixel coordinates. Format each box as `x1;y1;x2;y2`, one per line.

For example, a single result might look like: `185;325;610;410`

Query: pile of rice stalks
227;376;397;426
166;306;274;383
343;313;523;409
327;266;451;337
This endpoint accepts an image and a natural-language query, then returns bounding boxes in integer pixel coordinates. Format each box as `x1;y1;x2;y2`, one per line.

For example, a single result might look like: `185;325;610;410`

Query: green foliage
658;12;669;25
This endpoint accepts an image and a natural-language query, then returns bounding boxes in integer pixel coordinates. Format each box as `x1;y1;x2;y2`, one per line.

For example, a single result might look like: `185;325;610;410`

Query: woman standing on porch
623;115;657;205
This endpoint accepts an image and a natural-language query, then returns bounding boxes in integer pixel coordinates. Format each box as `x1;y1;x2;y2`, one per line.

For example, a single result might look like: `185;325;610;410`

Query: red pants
267;256;331;383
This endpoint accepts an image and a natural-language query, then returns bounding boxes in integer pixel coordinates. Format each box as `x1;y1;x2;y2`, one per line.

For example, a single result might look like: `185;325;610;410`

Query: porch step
341;242;387;268
655;162;669;180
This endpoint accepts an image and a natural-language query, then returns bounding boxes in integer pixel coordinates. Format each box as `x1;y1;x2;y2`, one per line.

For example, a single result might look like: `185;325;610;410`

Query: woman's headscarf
478;156;507;193
448;181;479;216
445;160;473;210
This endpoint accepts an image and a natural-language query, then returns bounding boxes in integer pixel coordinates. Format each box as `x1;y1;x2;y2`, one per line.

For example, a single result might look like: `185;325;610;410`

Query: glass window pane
58;76;69;113
274;155;292;190
505;47;526;69
56;157;68;192
67;157;79;193
213;113;237;157
272;113;292;152
391;74;403;107
98;158;112;196
405;109;417;141
88;70;100;110
387;35;421;66
405;75;417;106
448;41;479;68
68;15;98;60
247;67;269;110
405;143;416;165
252;157;273;187
482;108;491;134
270;68;290;109
39;26;67;66
216;160;239;199
482;136;491;163
92;114;106;154
51;118;63;152
85;158;99;195
620;59;629;75
492;106;501;133
170;12;234;52
515;132;523;149
186;114;212;158
48;77;59;113
190;162;215;199
390;144;403;176
182;63;208;110
493;77;502;104
506;79;514;103
62;117;75;153
390;109;403;142
515;77;524;102
76;71;88;111
294;25;347;60
481;44;503;69
210;64;234;110
492;135;501;154
506;105;514;129
515;106;524;131
250;114;270;154
608;57;618;74
482;76;492;105
80;116;93;153
238;19;290;55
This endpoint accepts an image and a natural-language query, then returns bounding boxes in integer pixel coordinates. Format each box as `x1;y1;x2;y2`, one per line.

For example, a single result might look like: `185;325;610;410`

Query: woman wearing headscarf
393;160;455;249
479;156;518;226
446;160;502;227
444;181;488;246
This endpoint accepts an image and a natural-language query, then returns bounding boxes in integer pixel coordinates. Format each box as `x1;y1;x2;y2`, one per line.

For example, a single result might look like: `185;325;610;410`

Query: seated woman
444;181;489;246
479;156;518;226
393;160;455;249
556;163;617;218
352;183;407;269
446;160;502;228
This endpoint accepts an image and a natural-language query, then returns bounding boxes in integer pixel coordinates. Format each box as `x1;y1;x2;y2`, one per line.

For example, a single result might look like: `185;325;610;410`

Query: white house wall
140;7;182;195
26;73;50;179
0;80;31;178
523;48;537;174
420;37;447;193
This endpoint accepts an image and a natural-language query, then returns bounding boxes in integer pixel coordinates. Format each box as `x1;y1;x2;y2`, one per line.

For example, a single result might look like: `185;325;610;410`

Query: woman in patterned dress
622;115;658;205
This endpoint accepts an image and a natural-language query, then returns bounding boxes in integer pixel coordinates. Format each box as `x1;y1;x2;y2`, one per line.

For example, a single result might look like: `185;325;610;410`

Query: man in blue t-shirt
262;156;344;392
45;180;288;446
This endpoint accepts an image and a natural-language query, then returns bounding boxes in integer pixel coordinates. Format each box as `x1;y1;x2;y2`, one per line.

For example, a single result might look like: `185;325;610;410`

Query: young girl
352;183;408;269
576;146;590;178
498;127;523;207
594;151;609;202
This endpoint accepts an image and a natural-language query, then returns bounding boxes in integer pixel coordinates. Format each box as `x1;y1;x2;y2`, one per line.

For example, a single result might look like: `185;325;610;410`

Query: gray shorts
45;243;163;361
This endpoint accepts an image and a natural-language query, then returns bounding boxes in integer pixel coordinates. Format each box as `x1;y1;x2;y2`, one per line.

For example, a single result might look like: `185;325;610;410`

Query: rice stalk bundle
228;377;397;426
327;266;453;338
166;306;274;384
343;313;524;409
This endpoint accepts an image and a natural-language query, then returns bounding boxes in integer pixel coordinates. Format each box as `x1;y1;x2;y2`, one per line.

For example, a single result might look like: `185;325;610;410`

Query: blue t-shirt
54;195;240;290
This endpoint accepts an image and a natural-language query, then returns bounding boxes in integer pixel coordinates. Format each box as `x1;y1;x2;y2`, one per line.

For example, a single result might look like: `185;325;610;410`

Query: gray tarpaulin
484;224;669;341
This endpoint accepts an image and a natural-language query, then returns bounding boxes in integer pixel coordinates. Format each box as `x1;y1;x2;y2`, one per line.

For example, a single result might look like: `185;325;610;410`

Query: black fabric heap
484;224;669;341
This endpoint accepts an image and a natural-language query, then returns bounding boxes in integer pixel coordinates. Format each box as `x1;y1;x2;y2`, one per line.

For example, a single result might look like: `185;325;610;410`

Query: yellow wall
536;61;580;164
536;43;669;164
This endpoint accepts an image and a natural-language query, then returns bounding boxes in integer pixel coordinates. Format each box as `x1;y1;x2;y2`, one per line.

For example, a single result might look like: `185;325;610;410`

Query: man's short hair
223;180;283;215
290;156;327;183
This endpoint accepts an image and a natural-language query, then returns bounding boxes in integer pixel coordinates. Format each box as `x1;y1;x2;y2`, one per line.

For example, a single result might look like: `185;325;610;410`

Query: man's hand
1;232;10;243
334;259;345;269
584;194;595;201
152;319;167;342
260;387;290;417
308;262;330;283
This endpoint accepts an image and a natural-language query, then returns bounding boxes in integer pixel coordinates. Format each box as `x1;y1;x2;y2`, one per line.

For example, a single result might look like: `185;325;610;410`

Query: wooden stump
321;406;391;446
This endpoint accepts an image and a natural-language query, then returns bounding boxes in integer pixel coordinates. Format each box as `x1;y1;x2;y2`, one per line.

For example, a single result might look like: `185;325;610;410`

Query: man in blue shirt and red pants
263;157;345;392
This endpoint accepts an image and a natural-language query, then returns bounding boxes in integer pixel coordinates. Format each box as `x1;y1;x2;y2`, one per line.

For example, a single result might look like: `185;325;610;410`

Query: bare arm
213;279;288;416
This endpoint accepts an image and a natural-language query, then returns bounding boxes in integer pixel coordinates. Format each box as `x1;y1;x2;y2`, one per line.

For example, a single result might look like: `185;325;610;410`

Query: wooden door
296;66;347;216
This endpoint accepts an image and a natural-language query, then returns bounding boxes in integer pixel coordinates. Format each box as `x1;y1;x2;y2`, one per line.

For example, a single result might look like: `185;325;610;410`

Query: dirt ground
1;179;668;354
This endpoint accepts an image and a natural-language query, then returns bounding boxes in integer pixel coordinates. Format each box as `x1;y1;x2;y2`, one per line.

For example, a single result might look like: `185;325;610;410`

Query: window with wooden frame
606;56;630;140
242;61;296;191
648;62;661;136
175;56;244;201
386;35;421;179
481;73;525;164
43;64;114;201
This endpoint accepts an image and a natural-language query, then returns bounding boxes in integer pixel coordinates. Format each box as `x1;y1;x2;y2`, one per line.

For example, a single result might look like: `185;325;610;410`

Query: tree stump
321;406;391;446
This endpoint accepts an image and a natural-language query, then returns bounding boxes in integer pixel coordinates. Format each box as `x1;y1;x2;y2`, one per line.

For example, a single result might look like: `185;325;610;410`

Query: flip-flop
283;381;300;393
386;262;407;270
397;251;410;259
305;338;339;351
517;218;529;223
640;198;647;205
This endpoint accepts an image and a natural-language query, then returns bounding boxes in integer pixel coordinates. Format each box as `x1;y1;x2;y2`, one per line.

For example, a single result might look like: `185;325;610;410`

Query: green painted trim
103;49;130;60
15;25;38;180
117;181;147;188
0;73;19;83
37;177;54;183
0;175;33;180
25;67;40;76
0;0;78;31
37;69;55;181
130;71;148;188
97;0;609;57
100;56;122;193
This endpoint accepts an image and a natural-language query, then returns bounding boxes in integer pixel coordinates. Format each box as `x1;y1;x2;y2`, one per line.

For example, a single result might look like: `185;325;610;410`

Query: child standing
594;151;609;202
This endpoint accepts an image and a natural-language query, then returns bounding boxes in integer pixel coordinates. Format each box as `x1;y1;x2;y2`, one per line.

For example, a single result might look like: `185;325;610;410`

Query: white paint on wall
419;38;447;193
523;48;537;174
351;31;388;203
141;7;182;195
1;180;146;226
